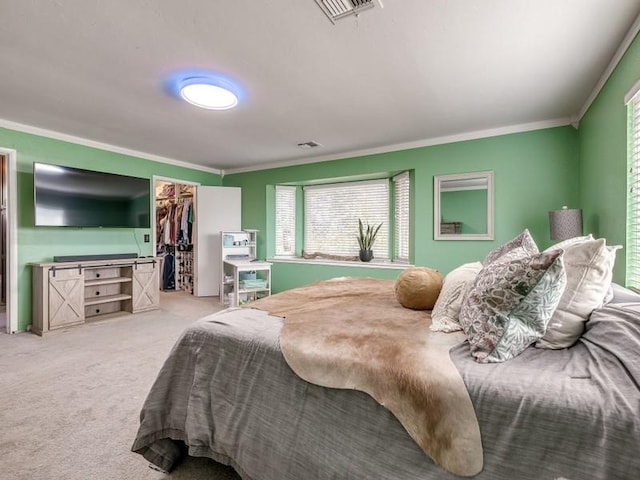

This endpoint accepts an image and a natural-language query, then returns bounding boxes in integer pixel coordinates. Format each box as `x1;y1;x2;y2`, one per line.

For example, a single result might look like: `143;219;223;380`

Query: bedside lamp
549;206;583;241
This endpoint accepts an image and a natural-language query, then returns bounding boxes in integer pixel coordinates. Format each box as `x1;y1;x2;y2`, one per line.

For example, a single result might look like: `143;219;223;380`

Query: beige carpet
0;291;240;480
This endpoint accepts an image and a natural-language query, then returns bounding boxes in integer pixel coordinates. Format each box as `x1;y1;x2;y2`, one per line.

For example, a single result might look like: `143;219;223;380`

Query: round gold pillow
394;267;443;310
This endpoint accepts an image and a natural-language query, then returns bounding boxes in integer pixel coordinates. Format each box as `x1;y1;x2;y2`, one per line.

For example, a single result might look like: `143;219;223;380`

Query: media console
31;257;160;335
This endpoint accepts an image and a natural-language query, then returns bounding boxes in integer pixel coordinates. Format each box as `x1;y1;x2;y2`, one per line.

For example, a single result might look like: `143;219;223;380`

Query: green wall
0;127;222;331
578;31;640;285
225;126;579;293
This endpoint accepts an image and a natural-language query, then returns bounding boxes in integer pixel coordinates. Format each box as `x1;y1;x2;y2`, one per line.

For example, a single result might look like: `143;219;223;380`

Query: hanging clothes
180;199;193;244
161;251;175;290
156;198;195;248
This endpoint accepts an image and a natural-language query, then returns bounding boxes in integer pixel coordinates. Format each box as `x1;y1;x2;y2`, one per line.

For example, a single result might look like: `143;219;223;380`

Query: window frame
393;171;410;263
273;172;411;264
274;185;297;257
626;81;640;289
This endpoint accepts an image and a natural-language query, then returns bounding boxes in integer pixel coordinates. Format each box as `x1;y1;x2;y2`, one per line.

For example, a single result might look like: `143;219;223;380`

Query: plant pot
359;249;374;262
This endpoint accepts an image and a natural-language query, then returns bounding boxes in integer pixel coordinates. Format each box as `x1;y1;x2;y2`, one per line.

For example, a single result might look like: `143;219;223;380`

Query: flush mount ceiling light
164;69;245;110
179;79;238;110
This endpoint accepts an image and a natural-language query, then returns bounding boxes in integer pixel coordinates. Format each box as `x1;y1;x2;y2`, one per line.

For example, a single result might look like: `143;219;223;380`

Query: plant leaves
357;219;383;250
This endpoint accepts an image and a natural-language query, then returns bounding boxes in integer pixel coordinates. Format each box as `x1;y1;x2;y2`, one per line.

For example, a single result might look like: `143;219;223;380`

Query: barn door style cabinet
31;257;160;335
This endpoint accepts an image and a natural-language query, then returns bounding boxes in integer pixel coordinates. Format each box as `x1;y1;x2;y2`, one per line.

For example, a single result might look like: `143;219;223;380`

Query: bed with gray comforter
132;295;640;479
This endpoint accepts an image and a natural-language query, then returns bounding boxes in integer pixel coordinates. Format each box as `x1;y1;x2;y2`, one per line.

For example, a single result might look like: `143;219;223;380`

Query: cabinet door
132;262;160;312
48;268;84;329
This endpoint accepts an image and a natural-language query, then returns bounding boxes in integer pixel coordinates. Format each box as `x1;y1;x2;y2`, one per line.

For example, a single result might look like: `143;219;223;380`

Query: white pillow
430;262;483;333
536;239;621;349
542;234;594;253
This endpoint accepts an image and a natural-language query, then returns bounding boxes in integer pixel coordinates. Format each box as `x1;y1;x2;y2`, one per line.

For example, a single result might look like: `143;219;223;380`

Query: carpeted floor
0;291;242;480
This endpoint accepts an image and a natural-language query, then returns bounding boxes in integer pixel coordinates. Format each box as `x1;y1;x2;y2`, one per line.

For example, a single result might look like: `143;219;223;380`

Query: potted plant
357;219;382;262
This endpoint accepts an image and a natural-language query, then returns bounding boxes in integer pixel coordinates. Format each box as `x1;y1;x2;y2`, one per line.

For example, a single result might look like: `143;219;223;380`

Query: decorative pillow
536;239;621;349
459;249;566;363
483;229;538;266
430;262;483;332
542;234;594;253
394;267;443;310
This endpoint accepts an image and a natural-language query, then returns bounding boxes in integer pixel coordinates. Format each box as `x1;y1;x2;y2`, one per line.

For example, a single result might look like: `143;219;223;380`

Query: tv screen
34;163;151;228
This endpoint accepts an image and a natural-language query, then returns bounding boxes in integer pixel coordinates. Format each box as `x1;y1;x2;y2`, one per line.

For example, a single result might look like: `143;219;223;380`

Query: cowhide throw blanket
250;277;483;477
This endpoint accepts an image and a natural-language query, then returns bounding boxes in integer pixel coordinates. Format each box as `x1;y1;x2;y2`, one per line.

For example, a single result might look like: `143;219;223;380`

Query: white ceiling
1;1;639;174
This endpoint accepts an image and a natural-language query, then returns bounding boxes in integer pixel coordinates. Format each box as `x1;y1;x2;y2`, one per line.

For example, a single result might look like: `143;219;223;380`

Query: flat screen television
34;162;151;228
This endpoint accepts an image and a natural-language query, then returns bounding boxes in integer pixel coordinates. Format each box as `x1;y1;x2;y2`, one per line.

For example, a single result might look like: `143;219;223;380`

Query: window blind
304;179;389;258
393;172;410;262
275;185;296;256
627;94;640;288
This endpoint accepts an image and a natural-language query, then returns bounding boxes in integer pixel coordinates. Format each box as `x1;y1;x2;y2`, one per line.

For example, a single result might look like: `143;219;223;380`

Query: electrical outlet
144;234;150;243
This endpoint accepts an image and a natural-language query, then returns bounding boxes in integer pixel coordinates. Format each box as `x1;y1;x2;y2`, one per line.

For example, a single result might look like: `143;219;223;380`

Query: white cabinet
220;230;271;306
32;258;160;335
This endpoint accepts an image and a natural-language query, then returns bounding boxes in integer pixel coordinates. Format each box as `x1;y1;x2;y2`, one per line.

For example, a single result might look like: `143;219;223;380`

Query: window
275;186;297;256
305;179;390;259
627;84;640;288
274;173;410;262
393;172;410;262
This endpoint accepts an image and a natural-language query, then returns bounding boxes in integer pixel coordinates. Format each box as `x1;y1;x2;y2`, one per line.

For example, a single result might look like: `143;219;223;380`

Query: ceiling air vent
314;0;383;24
297;141;322;149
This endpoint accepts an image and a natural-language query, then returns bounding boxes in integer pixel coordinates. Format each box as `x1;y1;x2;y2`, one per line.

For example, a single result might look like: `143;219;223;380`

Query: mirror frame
433;170;494;241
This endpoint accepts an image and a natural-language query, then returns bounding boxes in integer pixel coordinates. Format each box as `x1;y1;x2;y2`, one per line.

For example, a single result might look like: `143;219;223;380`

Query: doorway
0;154;6;331
153;176;199;295
0;148;17;333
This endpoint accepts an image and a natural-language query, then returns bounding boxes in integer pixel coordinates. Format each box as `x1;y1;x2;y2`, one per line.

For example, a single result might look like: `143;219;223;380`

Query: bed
132;274;640;479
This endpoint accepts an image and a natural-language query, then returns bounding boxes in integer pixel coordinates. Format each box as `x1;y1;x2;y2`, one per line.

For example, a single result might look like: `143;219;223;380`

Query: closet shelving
156;181;195;293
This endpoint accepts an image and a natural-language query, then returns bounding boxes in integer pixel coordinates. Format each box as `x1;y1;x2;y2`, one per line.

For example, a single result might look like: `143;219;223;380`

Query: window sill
269;256;412;270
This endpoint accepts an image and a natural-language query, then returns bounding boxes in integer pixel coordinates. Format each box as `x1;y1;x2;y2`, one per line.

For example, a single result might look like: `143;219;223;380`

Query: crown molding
222;117;572;175
576;12;640;122
0;118;222;175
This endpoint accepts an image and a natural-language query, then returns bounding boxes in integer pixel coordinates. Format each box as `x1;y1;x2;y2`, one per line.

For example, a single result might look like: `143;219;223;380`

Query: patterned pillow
483;229;538;266
459;249;566;363
430;262;483;332
536;239;621;349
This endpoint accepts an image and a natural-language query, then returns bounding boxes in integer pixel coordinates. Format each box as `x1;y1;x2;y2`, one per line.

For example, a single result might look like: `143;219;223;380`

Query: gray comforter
132;302;640;479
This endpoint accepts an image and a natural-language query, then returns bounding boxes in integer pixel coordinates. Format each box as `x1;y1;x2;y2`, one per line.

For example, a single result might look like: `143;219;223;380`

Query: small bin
239;271;257;281
241;279;268;289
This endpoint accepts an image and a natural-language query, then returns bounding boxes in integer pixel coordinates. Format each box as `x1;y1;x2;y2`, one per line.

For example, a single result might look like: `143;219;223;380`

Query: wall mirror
434;171;494;240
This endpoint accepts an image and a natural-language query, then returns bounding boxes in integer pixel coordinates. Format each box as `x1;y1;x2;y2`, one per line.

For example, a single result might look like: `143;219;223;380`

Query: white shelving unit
220;230;271;307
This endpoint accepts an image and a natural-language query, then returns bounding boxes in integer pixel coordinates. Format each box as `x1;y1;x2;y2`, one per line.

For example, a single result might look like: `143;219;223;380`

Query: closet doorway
154;177;199;295
153;176;242;300
0;148;18;333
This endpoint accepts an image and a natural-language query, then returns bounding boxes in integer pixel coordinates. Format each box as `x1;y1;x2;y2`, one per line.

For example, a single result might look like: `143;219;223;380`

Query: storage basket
241;279;267;289
239;271;257;281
